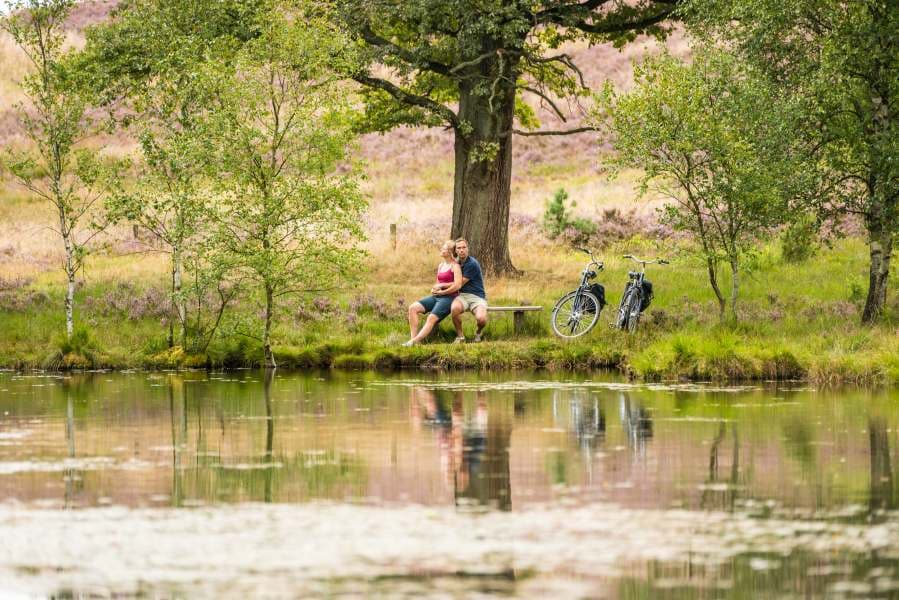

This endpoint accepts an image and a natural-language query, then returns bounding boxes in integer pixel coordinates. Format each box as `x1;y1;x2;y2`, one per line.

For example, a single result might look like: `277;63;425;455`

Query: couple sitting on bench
403;238;487;346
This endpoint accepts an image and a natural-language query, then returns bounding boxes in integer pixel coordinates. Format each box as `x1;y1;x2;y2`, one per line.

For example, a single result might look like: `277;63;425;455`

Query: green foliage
43;325;100;369
200;10;367;366
685;0;899;322
1;0;122;338
597;47;804;319
542;188;596;244
781;215;820;263
340;0;679;134
79;0;266;351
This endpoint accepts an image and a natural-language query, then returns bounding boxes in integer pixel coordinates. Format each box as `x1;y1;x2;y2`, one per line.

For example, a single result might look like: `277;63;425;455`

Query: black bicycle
615;254;668;333
551;248;607;338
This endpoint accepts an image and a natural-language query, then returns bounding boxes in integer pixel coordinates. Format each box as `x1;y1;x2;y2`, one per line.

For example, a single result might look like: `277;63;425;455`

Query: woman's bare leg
408;302;425;339
412;314;441;343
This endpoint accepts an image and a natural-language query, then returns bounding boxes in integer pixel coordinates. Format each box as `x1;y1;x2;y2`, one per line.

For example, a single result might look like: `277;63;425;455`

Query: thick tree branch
359;26;452;77
450;49;502;74
509;126;598;137
353;73;459;129
571;7;676;35
528;53;588;89
535;0;611;24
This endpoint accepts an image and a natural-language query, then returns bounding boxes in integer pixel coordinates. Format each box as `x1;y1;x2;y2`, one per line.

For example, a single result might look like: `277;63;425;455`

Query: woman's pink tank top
437;265;458;297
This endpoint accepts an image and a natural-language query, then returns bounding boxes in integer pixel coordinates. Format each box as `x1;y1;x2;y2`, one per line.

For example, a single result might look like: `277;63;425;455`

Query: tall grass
0;226;895;384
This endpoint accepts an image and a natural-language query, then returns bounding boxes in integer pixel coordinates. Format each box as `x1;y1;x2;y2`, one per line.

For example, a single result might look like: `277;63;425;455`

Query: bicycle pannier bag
588;283;606;311
640;280;653;311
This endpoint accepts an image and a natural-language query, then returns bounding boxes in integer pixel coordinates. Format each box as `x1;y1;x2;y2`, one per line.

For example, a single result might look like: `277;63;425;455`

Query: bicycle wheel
616;285;636;330
626;291;642;333
551;290;601;338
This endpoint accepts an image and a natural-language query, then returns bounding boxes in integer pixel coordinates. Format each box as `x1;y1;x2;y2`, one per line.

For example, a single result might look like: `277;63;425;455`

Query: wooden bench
487;305;542;334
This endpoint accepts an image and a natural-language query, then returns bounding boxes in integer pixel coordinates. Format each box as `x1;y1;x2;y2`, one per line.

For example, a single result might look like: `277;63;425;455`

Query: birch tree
1;0;117;338
599;50;800;320
688;0;899;323
79;0;263;347
204;11;366;368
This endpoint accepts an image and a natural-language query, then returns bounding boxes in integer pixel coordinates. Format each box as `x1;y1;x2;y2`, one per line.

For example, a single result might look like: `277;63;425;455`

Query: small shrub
542;188;596;245
43;325;101;370
781;215;819;263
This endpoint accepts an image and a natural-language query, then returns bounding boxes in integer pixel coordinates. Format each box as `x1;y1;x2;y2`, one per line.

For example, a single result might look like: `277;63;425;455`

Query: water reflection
619;393;653;456
410;388;511;510
0;371;897;518
699;420;740;511
2;372;899;597
869;416;895;513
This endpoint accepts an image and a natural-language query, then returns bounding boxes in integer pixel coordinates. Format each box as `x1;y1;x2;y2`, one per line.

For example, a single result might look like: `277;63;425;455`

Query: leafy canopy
340;0;681;134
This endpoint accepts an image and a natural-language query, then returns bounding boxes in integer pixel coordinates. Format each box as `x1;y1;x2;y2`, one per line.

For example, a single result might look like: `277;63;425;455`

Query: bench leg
513;311;524;335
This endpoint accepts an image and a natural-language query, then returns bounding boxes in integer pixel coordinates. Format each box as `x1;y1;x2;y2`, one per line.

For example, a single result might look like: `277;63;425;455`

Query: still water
1;370;898;598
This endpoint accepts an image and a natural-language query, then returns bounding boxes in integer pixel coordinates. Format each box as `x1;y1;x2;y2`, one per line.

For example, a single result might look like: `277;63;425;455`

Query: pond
1;370;898;598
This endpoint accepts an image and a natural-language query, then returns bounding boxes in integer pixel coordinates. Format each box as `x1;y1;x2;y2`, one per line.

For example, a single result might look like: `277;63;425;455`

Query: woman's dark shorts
416;295;454;321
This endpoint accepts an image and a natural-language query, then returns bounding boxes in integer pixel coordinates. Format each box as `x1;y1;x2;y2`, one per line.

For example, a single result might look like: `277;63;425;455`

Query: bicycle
550;248;607;338
615;254;668;333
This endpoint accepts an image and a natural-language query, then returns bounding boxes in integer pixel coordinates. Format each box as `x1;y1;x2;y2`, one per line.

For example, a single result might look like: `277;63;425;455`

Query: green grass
0;237;896;384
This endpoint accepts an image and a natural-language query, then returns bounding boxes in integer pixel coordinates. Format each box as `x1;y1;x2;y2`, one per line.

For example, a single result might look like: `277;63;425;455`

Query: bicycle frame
550;248;606;338
616;254;668;331
572;248;604;309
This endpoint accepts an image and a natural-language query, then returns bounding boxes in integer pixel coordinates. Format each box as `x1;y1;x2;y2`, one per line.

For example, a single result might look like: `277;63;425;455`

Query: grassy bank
1;232;897;384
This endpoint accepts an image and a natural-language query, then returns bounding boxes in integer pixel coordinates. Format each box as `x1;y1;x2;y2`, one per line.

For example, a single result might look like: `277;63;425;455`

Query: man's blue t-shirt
460;256;486;299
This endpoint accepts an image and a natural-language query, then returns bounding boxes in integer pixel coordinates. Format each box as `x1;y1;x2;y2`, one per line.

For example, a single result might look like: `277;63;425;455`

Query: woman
403;240;462;346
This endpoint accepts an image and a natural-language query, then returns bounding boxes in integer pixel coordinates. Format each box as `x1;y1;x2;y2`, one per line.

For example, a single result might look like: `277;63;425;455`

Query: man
436;238;487;343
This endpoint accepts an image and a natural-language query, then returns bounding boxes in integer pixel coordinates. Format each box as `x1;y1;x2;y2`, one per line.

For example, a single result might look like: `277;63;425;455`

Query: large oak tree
340;0;681;275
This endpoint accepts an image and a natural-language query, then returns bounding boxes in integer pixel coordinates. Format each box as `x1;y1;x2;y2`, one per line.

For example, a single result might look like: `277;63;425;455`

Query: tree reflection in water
64;390;75;508
61;375;93;509
165;371;366;505
700;420;740;512
263;368;274;503
869;416;895;514
410;387;512;511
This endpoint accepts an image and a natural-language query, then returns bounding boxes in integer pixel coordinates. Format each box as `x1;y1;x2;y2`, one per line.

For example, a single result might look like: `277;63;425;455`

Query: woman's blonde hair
441;239;458;259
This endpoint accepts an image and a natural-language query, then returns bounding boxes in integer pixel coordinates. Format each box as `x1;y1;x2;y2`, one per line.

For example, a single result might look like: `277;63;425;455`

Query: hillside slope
0;2;689;267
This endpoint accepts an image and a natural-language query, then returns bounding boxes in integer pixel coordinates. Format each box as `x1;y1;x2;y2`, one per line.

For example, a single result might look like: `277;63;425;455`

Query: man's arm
434;267;467;296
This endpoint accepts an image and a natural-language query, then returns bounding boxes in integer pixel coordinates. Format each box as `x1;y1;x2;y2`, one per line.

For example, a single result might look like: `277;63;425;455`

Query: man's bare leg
473;305;488;341
450;299;465;340
408;302;425;339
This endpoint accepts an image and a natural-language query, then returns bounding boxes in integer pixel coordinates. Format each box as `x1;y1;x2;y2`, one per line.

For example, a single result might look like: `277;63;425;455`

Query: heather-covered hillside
0;0;689;257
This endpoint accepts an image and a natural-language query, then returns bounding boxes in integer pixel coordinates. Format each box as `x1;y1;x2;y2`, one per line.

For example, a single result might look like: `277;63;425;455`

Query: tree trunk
729;257;740;322
173;248;186;347
706;256;726;320
168;261;175;348
262;283;276;369
451;71;518;277
861;224;893;324
63;238;75;339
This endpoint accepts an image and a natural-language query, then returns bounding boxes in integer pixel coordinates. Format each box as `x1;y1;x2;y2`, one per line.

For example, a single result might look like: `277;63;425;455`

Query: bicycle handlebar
576;247;604;270
622;255;669;266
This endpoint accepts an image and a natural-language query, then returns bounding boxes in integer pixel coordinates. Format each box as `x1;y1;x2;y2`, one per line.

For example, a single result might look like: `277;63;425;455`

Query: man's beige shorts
456;293;488;313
